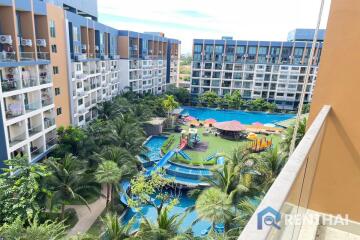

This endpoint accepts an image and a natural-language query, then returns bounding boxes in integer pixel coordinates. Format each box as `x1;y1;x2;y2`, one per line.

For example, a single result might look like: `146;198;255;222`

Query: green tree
46;154;99;219
224;90;244;109
195;187;233;231
0;156;49;224
0;216;67;240
56;126;86;156
100;212;134;240
95;161;122;207
166;86;191;105
163;95;180;127
199;91;220;107
282;118;307;155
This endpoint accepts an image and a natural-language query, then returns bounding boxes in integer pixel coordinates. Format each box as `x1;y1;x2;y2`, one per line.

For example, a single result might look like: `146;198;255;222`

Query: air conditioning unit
21;39;32;47
36;39;46;47
0;35;12;44
243;54;248;58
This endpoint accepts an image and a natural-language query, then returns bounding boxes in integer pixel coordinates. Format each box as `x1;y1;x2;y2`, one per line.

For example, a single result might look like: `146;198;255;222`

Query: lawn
168;126;282;163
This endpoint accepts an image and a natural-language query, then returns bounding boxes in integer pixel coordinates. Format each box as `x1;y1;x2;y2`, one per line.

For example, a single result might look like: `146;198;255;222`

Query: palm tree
162;95;179;127
95;161;122;207
282;118;307;155
138;207;185;240
96;146;140;175
195;187;233;231
234;198;258;231
100;213;134;240
258;146;287;190
111;115;147;156
45;154;99;219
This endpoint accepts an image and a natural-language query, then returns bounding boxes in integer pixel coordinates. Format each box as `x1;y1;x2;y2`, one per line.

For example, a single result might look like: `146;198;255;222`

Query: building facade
0;0;180;164
190;29;325;110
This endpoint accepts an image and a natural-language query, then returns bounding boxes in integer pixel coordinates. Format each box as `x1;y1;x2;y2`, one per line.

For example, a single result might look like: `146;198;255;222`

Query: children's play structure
248;134;272;152
179;128;201;149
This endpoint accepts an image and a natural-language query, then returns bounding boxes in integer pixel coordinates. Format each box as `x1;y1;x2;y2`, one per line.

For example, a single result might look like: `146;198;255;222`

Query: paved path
66;185;107;237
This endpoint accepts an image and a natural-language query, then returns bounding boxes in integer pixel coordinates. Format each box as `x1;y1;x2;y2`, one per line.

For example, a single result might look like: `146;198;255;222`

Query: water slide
119;180;131;206
179;138;187;150
178;150;191;160
145;150;176;176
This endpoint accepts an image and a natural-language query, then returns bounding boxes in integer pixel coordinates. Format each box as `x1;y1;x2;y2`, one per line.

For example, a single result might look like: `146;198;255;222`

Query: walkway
66;185;107;237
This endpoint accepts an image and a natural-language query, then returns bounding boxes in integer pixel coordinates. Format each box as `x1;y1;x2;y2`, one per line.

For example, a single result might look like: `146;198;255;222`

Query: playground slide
179;142;187;150
119;180;130;206
178;150;191;160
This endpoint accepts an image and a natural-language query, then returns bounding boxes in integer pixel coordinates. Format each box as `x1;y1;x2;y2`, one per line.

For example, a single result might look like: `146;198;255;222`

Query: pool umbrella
213;120;246;132
205;118;217;124
184;116;196;122
252;122;263;126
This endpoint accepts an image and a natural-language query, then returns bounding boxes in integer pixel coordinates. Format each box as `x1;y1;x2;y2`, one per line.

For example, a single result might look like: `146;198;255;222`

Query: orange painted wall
46;4;71;127
308;0;360;221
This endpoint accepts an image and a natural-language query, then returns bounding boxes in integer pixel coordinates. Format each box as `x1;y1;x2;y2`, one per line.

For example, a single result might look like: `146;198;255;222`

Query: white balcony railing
238;105;331;240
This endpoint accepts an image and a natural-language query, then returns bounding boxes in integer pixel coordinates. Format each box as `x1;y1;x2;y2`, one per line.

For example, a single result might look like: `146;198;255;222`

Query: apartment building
0;0;57;166
0;0;180;164
118;31;180;95
190;29;325;110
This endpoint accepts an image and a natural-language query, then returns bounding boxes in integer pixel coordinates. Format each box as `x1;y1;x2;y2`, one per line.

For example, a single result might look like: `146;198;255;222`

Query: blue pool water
182;106;294;124
143;136;167;161
122;190;211;236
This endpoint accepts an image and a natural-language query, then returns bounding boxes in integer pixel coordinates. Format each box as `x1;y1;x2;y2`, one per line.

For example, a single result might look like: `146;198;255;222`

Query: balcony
0;52;16;62
22;78;38;88
46;137;57;149
30;145;44;160
20;52;35;61
44;117;55;129
28;124;42;137
25;101;42;112
1;79;21;92
9;132;27;147
41;98;53;107
37;52;50;60
238;106;348;240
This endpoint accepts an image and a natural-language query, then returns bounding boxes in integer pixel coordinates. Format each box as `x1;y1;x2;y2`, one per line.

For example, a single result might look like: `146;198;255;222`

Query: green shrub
161;135;175;154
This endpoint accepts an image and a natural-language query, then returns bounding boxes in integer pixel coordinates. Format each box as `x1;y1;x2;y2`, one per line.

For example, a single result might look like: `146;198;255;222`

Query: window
53;66;59;74
51;44;57;53
248;46;257;55
56;107;62;115
55;88;60;96
258;47;268;55
78;99;83;105
194;44;202;53
73;26;79;41
49;20;56;37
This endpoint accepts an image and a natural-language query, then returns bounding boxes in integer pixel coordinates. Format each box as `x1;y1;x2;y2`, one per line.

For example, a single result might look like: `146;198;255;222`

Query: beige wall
308;0;360;221
47;4;71;127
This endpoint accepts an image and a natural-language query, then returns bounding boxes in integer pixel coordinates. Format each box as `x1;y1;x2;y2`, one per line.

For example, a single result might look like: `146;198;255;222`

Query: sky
97;0;331;54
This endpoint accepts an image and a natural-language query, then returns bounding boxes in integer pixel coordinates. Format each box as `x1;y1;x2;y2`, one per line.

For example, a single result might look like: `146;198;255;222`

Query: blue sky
98;0;331;54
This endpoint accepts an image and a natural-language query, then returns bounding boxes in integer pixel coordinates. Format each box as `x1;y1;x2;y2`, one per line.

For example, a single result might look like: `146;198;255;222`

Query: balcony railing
44;117;55;129
9;132;27;147
46;138;57;149
42;98;53;107
28;124;43;136
0;51;16;62
20;52;35;61
25;102;42;112
22;78;38;88
1;80;20;92
30;146;44;160
40;77;51;85
37;52;50;60
238;105;331;240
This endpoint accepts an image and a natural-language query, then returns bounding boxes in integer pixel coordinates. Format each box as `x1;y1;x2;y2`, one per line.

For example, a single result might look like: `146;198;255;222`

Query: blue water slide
178;150;191;160
119;181;131;206
216;156;225;165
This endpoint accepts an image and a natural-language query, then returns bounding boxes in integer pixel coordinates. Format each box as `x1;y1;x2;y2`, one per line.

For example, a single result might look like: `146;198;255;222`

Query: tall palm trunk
61;203;65;220
106;183;110;207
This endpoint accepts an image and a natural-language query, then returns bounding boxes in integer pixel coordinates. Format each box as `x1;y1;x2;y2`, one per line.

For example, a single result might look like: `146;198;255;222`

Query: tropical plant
112;115;147;156
56;126;86;156
163;95;180;127
100;212;134;240
195;187;233;230
166;86;191;105
282;118;307;155
0;156;49;224
224;90;245;109
199;91;220;107
137;207;186;240
0;216;67;240
45;154;99;219
95;161;123;207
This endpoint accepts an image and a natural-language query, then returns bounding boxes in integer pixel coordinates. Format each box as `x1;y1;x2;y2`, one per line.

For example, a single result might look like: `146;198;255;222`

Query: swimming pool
121;190;211;236
181;106;294;124
141;136;167;166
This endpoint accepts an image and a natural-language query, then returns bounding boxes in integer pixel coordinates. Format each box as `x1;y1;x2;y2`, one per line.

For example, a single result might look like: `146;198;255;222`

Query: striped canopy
214;120;246;132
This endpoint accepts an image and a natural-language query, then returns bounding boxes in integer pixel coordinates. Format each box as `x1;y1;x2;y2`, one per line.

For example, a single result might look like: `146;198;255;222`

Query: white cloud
98;0;331;53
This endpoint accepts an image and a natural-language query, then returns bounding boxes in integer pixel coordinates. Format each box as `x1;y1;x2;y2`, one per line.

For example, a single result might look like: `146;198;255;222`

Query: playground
166;125;281;165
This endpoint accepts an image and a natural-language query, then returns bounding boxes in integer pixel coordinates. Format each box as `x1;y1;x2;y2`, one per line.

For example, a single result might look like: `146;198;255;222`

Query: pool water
182;106;294;124
121;190;211;236
143;136;167;161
